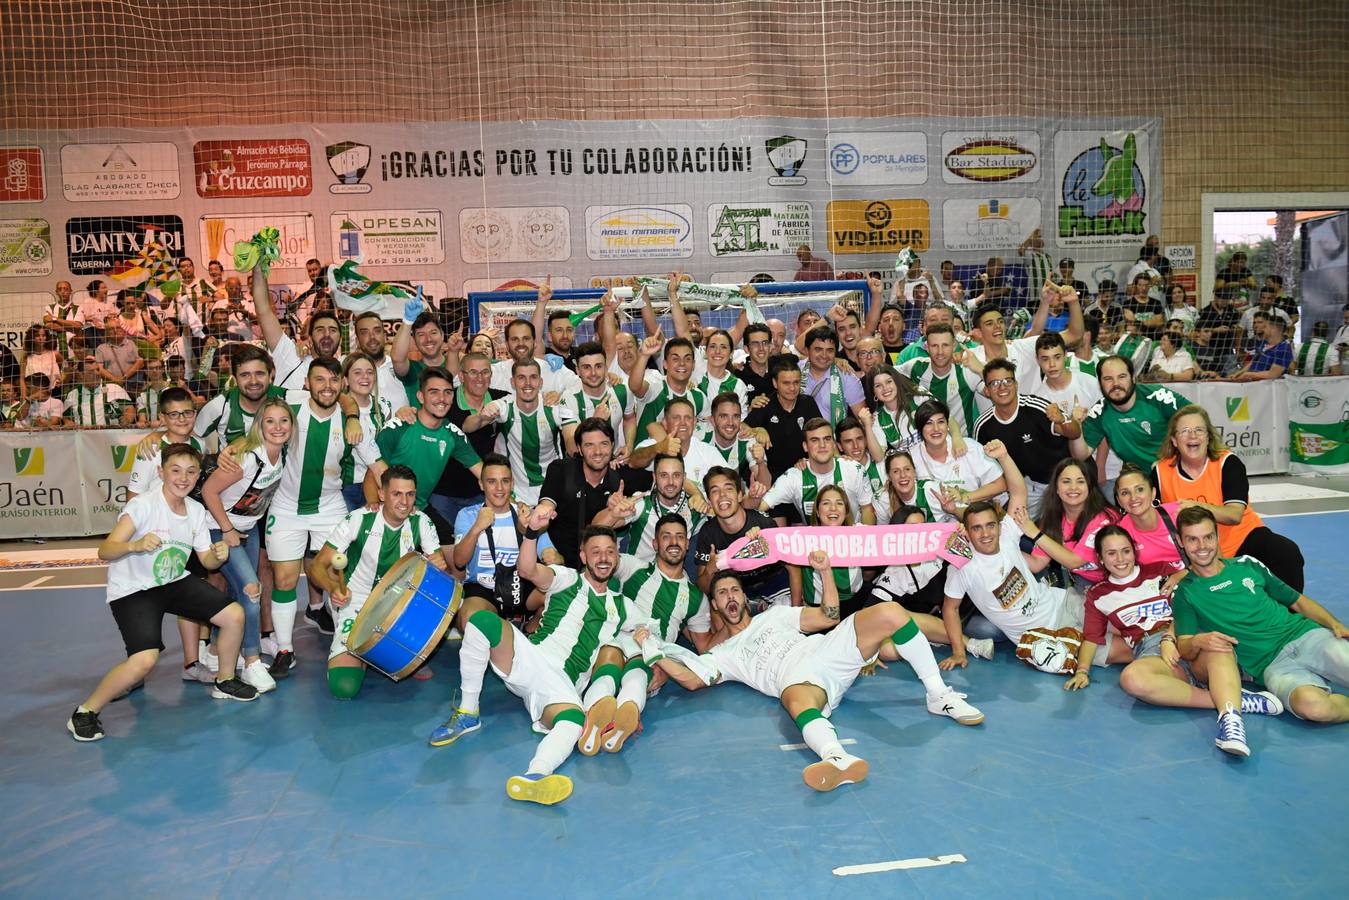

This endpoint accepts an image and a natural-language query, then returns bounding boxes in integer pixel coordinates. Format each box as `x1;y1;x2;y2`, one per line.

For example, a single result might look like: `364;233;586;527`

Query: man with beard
965;287;1081;390
535;418;631;569
365;367;484;556
351;310;404;405
599;514;713;753
545;309;578;372
463;358;578;506
562;341;633;454
629;335;707;439
640;558;983;792
427;515;628;807
1070;355;1182;470
594;454;706;563
263;359;380;677
694;466;784;609
193;345;287;448
254;265;343;389
435;351;507;528
392;302;452;407
696;391;771;489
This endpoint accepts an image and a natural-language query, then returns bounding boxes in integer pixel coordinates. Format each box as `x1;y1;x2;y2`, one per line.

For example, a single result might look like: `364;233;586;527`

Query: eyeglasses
747;339;771;348
1175;426;1206;437
858;348;883;358
164;410;196;420
986;377;1015;388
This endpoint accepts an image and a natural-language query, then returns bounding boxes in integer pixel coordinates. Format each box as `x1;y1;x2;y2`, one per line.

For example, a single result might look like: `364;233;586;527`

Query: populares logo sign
194;139;313;198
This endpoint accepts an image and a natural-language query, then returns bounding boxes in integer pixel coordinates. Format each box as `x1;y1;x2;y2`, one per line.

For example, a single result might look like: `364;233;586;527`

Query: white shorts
265;512;343;561
492;623;583;730
329;593;368;661
781;614;872;715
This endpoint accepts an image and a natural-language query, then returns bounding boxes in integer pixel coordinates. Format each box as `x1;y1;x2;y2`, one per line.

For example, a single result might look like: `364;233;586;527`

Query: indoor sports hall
2;1;1348;896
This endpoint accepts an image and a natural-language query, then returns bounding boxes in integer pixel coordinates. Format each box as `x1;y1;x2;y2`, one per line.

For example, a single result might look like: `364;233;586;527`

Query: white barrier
3;377;1347;539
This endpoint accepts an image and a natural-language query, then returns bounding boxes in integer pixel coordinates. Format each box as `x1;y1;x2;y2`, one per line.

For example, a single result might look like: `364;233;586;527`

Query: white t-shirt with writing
942;517;1071;642
105;491;212;603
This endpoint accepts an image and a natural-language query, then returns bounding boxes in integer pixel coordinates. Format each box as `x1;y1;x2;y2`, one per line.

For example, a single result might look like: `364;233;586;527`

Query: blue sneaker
428;709;480;747
1215;709;1250;757
1240;688;1283;716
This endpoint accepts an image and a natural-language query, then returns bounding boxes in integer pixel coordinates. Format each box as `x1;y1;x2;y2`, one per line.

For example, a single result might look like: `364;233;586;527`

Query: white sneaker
201;643;219;673
181;661;215;684
927;687;986;726
802;753;870;792
240;659;277;694
260;635;280;658
965;637;995;660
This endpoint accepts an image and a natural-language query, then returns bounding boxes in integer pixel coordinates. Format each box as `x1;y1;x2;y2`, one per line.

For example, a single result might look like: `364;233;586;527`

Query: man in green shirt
1174;507;1349;758
365;367;482;553
1070;354;1182;470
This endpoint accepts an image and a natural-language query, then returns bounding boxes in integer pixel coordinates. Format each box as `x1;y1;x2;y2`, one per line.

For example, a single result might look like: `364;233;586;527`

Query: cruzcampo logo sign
12;447;43;476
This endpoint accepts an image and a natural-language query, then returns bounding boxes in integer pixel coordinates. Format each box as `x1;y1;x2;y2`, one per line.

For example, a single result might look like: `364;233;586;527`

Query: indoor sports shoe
306;605;335;635
428;709;481;747
965;637;995;661
1240;688;1283;716
1215;709;1250;757
259;634;280;658
268;650;297;679
241;659;277;694
212;677;260;702
506;772;573;806
67;707;105;742
927;687;986;726
603;700;642;753
200;642;219;673
181;661;215;684
802;754;869;792
578;696;616;756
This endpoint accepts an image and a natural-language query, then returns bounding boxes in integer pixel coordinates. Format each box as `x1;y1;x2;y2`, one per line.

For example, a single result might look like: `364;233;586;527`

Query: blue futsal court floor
4;511;1349;898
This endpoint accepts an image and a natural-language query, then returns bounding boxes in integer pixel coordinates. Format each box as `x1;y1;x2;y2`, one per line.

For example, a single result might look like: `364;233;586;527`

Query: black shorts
423;504;456;547
109;577;234;656
462;578;534;621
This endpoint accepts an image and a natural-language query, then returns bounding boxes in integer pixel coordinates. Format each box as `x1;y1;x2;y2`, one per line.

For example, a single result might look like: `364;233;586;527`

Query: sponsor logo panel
332;209;445;267
827;132;928;186
325;141;373;194
826;199;930;254
60;142;181;201
0;219;53;277
941;198;1042;252
940;131;1040;184
459;207;570;264
707;202;812;257
1055;130;1151;247
193;139;312;198
65;215;186;276
584;205;693;260
0;148;45;202
200;213;316;274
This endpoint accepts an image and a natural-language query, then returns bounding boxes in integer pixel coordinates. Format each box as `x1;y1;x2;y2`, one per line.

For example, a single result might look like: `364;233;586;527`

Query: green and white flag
1288;375;1349;474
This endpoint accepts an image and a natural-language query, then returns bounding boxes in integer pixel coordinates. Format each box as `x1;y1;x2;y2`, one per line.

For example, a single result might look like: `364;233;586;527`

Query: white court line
1263;508;1349;519
3;580;105;592
833;854;967;877
779;738;856;752
20;575;53;588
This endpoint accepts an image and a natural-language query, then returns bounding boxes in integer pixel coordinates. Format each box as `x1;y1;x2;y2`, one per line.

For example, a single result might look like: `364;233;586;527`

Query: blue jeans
428;492;484;535
342;481;366;512
211;525;262;658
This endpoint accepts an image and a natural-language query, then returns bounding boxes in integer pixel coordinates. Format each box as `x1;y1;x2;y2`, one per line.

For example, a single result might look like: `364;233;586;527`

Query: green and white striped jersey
1295;339;1340;375
633;378;708;438
799;562;863;608
62;384;130;427
696;369;749;415
562;383;632;449
323;508;438;600
694;426;762;476
529;564;628;685
194;384;289;449
271;400;378;519
898;357;984;435
496;397;578;504
614;491;706;563
612;553;711;642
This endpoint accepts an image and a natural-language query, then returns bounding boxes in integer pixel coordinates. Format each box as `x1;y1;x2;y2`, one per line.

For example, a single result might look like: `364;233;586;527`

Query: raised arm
983;438;1024;508
251;262;283;351
666;275;691;339
530;278;552;360
517;503;556;590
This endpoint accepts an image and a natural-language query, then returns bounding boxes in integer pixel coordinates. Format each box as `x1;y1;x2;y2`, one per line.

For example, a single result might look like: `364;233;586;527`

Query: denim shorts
1261;628;1349;712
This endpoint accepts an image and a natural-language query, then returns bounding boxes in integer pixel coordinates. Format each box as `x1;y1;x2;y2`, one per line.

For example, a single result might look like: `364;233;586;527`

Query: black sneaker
211;677;260;702
68;707;105;741
306;605;335;635
269;650;297;679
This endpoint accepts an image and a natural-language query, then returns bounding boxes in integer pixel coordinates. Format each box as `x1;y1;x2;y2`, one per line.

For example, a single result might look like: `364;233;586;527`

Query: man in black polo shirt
533;418;630;569
694;466;790;612
745;357;821;479
434;350;509;529
733;322;775;402
971;357;1078;515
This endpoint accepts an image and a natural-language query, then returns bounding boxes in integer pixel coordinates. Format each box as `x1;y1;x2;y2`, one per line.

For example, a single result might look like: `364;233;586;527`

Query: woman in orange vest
1152;404;1304;590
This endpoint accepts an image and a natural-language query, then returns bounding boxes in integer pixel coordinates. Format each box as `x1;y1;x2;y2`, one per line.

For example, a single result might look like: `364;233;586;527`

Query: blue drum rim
349;552;462;681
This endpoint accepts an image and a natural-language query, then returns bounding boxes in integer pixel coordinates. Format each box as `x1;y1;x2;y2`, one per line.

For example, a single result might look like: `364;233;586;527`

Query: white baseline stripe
779;737;857;752
20;575;53;588
834;854;967;877
1263;508;1349;519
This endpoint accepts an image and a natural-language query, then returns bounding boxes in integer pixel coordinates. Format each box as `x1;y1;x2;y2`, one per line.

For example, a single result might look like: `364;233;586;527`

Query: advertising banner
941;130;1041;184
0;430;86;538
584;204;694;260
825;131;928;186
1288;375;1349;475
826;199;930;254
1053;128;1153;248
333;208;446;267
201;212;316;275
193;138;313;198
1193;379;1289;475
708;202;812;257
457;206;568;264
941;198;1042;253
0;218;53;278
0;147;45;202
64;215;186;276
60;142;181;202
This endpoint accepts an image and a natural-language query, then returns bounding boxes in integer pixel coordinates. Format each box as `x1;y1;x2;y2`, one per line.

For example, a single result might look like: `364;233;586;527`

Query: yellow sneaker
506;773;573;805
